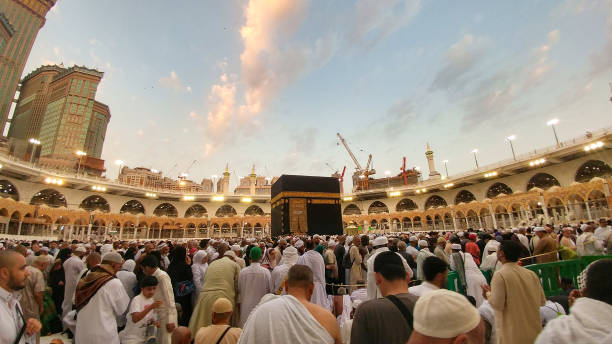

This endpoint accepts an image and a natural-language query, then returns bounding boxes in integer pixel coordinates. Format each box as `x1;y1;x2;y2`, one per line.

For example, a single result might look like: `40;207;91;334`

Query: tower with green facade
0;0;57;136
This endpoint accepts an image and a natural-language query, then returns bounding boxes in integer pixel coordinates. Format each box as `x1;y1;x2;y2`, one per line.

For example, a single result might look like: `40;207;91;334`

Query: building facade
0;0;56;134
119;166;215;193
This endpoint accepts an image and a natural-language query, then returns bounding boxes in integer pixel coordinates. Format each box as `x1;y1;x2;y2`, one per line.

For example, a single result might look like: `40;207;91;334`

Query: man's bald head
0;250;29;291
14;245;27;257
86;252;101;269
171;326;191;344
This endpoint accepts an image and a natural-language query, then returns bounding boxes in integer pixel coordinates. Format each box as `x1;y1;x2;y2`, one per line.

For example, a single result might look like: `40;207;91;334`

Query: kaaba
271;175;343;237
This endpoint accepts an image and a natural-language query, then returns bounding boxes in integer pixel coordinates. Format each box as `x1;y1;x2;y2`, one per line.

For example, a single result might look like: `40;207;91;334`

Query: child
120;276;162;344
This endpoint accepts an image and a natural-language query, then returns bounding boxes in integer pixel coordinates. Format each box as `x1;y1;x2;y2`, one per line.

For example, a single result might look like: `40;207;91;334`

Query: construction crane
180;160;197;178
336;133;376;190
325;163;347;194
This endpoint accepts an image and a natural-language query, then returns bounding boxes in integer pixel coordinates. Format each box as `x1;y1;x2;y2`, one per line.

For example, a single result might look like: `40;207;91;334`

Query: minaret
222;163;230;194
249;165;257;196
425;143;441;180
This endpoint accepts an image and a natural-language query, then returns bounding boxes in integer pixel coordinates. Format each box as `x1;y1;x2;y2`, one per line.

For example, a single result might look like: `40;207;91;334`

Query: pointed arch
30;189;67;208
454;190;476;204
575;160;612;182
343;204;361;215
120;200;145;215
185;204;207;218
215;204;237;217
425;195;447;209
153;203;178;217
486;183;513;199
244;205;264;216
527;173;560;191
396;198;418;212
0;180;19;201
80;195;110;212
368;201;389;214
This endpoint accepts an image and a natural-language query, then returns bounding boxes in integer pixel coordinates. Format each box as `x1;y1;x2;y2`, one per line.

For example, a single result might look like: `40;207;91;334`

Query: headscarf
192;250;208;266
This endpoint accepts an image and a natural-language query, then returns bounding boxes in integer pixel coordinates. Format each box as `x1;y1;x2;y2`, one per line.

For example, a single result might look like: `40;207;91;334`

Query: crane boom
336;133;363;171
365;154;372;171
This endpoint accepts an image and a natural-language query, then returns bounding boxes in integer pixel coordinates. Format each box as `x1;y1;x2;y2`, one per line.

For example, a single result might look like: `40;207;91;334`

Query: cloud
590;7;612;75
347;0;421;49
159;70;191;92
430;34;488;91
383;100;417;137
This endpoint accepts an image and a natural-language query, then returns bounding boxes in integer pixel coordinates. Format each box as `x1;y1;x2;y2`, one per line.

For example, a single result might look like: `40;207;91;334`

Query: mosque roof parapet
20;65;65;83
52;65;104;81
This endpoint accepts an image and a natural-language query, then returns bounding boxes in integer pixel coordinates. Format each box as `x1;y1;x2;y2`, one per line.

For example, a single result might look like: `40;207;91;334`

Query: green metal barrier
446;256;612;297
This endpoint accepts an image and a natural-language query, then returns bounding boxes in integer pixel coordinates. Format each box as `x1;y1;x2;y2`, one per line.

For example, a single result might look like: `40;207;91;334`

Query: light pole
28;138;40;164
384;170;391;188
76;150;86;175
547;118;560;147
472;149;479;169
442;160;449;178
506;135;517;160
115;160;124;180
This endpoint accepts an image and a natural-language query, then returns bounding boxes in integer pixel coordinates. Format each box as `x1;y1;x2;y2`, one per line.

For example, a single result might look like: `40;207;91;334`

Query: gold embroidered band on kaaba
270;191;340;204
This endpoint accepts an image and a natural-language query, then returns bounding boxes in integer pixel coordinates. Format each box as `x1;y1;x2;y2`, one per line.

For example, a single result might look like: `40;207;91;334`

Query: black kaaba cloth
271;175;342;237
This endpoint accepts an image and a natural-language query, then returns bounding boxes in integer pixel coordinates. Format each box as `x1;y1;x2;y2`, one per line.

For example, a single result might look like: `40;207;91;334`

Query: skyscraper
8;64;111;175
0;0;57;135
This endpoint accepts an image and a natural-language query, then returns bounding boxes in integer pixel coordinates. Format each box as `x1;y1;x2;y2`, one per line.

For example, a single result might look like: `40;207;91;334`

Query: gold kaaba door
289;198;308;234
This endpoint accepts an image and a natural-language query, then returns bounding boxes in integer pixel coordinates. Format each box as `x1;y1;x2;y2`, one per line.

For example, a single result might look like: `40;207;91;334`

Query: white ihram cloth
75;278;130;344
366;247;412;300
297;250;330;309
480;253;502;272
408;281;439;297
238;294;334;344
337;295;352;329
153;268;177;344
191;250;208;297
271;246;299;295
238;262;272;327
62;255;84;321
450;252;488;307
535;297;612;344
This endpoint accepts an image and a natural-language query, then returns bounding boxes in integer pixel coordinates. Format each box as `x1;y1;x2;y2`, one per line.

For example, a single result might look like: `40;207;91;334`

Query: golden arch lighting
529;158;546;167
343;196;353;201
388;191;401;197
91;185;107;192
444;183;454;188
484;171;498;178
584;141;604;152
183;195;195;201
415;188;427;194
212;195;224;201
145;192;157;198
241;197;253;203
45;177;63;185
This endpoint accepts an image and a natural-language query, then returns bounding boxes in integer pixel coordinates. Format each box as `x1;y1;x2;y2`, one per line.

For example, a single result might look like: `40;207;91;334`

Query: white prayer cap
413;289;481;339
294;240;304;249
231;244;241;251
328;240;337;247
313;234;320;239
451;244;462;250
373;236;388;247
346;236;353;243
224;250;236;258
457;231;465;237
102;252;123;264
75;246;87;253
40;246;49;252
418;240;428;247
487;242;500;252
580;224;588;231
534;227;546;232
100;244;113;256
409;236;417;242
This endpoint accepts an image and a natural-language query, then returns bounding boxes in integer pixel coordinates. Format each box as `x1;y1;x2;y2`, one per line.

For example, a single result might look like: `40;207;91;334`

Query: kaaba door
289;198;308;234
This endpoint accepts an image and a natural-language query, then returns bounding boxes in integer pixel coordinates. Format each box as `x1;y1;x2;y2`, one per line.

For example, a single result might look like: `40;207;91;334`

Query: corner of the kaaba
270;174;343;236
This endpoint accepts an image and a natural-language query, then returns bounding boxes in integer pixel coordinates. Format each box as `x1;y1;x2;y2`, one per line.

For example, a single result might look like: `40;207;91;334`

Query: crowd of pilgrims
1;219;611;344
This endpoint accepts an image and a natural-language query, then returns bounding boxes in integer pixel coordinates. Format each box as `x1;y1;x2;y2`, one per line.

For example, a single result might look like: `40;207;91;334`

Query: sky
21;0;612;191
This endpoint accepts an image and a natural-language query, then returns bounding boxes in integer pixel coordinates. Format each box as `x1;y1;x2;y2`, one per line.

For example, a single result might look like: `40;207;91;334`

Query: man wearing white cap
406;236;419;260
231;245;245;269
407;289;485;344
415;240;433;281
366;236;411;300
194;297;242;344
74;252;129;343
61;245;86;324
533;227;558;263
576;224;604;256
